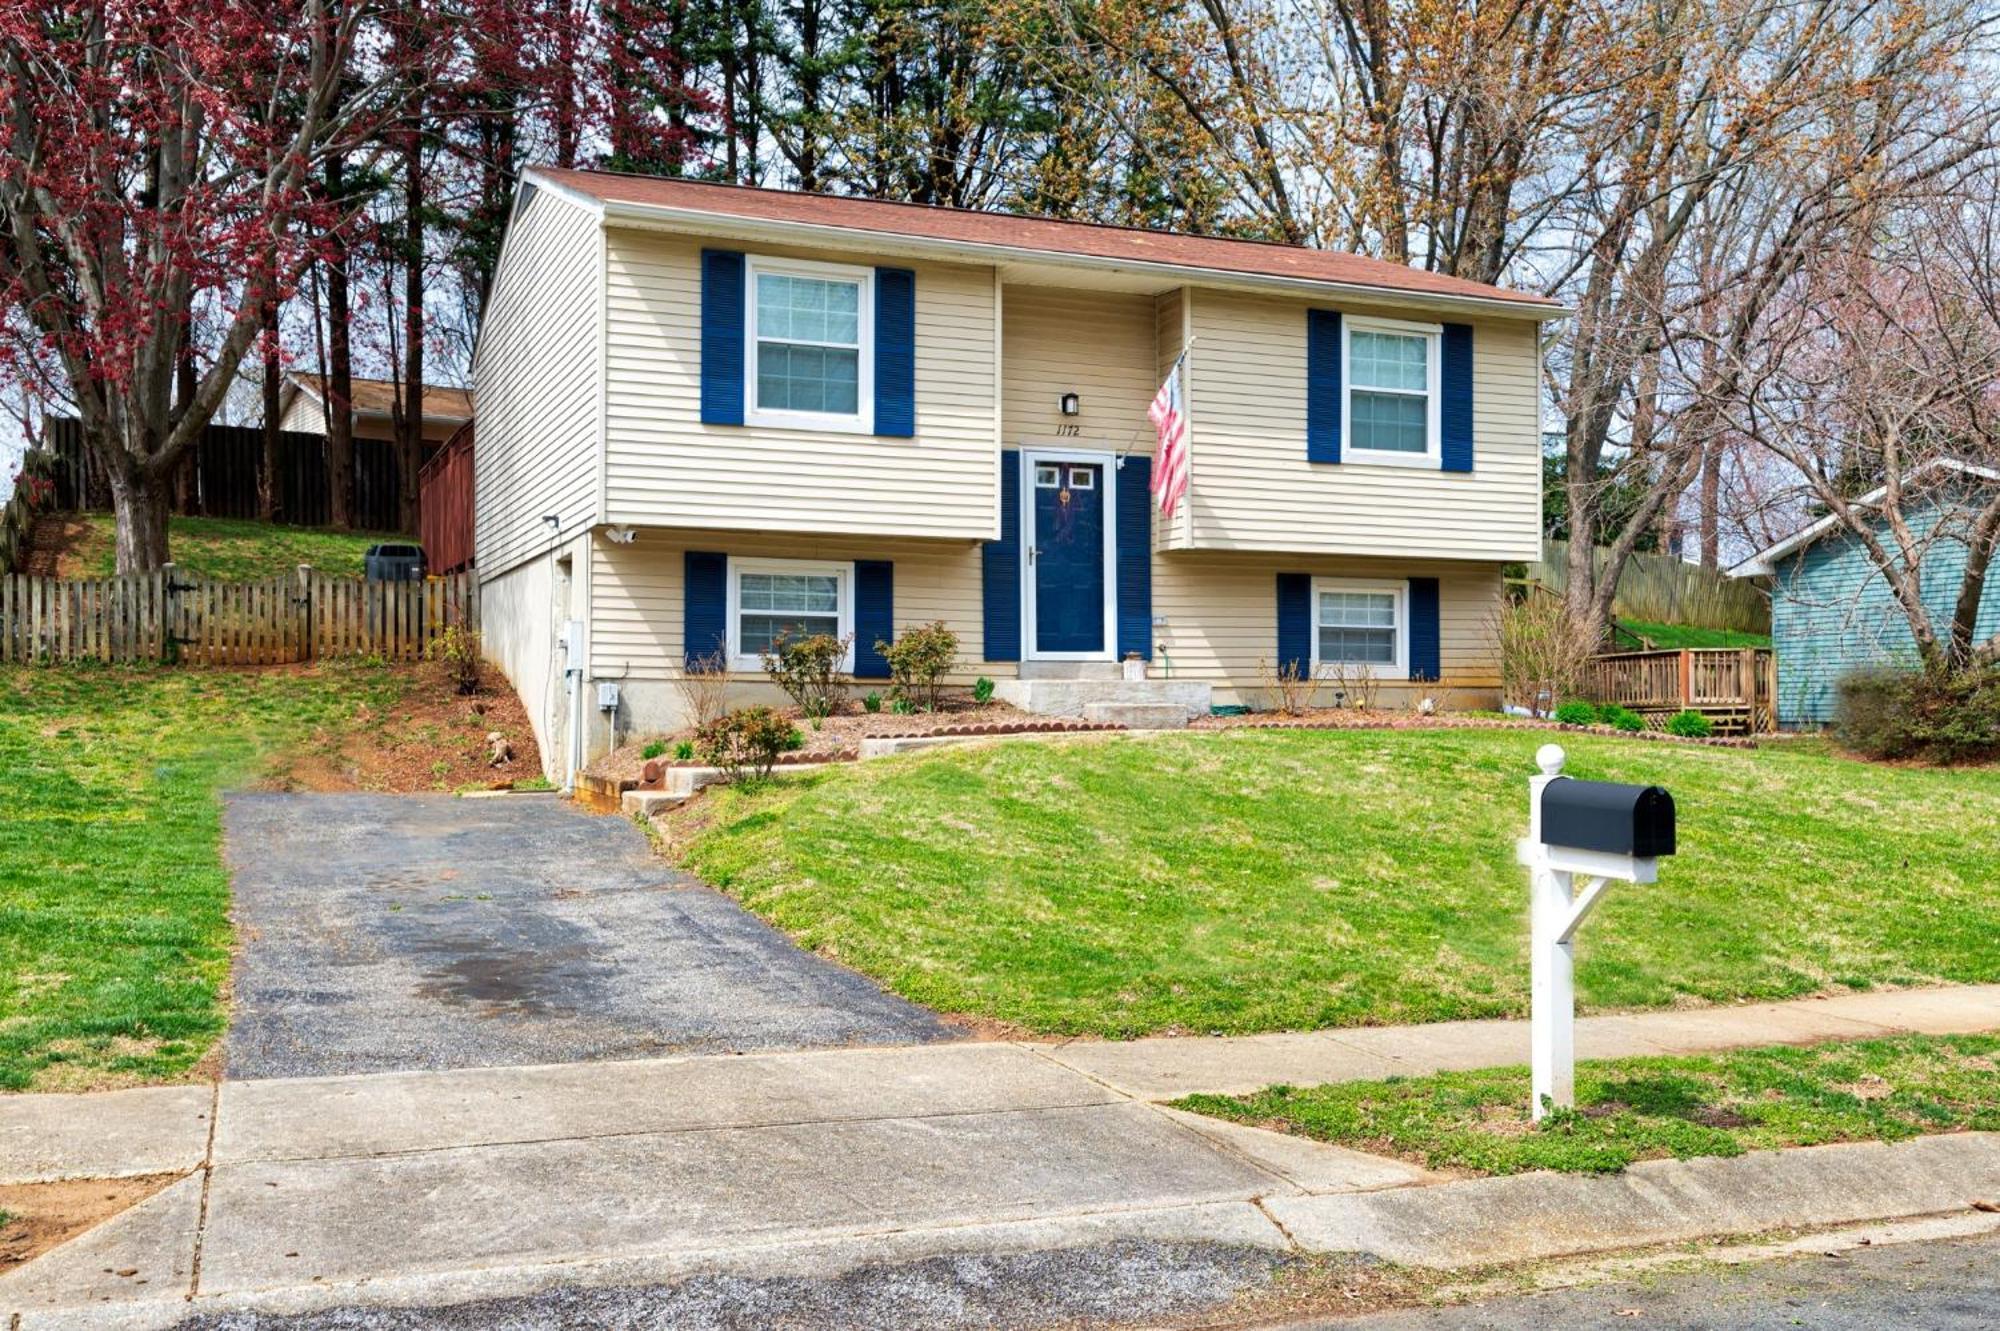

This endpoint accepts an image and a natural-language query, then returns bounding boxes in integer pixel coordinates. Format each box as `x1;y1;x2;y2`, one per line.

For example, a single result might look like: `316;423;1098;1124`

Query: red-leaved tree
0;1;419;571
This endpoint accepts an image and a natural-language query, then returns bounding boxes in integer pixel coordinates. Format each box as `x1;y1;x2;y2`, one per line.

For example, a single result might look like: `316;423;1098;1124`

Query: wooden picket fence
0;566;478;666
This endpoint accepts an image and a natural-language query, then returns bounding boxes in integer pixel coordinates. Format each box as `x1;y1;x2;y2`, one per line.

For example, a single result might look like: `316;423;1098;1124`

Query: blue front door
1032;460;1106;654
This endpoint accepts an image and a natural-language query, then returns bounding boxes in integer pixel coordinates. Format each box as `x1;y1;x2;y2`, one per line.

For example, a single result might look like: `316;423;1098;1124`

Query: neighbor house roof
1729;458;2000;577
527;167;1564;318
286;374;474;422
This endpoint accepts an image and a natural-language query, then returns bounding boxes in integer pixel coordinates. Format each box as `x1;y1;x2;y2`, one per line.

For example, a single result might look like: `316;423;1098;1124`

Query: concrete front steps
994;669;1211;730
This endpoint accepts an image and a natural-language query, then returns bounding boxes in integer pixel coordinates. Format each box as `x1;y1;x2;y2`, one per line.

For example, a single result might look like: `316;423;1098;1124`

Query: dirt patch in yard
0;1174;181;1271
260;667;542;794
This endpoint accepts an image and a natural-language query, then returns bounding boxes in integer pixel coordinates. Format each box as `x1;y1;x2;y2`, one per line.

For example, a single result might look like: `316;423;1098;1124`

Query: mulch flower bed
588;698;1130;789
1189;708;1758;748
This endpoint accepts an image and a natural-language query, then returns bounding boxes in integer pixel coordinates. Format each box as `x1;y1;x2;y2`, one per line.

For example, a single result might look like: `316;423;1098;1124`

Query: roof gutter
593;198;1570;323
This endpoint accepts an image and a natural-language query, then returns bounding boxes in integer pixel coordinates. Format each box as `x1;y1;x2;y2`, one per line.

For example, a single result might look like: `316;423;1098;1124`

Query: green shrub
862;691;882;713
673;740;695;761
641;740;667;760
761;631;851;726
973;676;995;705
891;697;915;715
1665;709;1713;739
1553;700;1598;727
696;706;803;783
425;625;482;696
1605;706;1645;732
1837;664;2000;764
879;621;959;712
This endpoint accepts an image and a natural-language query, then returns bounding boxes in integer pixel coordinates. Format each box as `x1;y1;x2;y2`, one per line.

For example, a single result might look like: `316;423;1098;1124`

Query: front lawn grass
59;513;399;581
675;729;2000;1037
0;663;404;1091
1175;1034;2000;1175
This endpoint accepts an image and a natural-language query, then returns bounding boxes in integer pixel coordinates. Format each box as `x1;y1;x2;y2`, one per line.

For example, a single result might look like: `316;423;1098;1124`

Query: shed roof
1729;459;2000;576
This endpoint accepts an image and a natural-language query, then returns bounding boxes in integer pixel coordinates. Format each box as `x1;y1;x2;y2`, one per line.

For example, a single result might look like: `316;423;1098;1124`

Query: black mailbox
1540;778;1675;858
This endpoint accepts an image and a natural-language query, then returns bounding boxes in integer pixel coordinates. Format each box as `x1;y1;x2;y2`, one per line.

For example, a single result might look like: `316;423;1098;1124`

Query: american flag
1148;357;1190;518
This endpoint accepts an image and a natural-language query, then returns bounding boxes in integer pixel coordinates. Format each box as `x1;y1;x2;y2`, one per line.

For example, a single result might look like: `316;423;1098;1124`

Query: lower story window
728;558;853;669
1313;578;1406;674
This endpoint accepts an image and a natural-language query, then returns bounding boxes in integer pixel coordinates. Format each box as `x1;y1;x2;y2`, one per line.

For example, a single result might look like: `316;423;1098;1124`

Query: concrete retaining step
995;677;1211;720
1084;701;1191;730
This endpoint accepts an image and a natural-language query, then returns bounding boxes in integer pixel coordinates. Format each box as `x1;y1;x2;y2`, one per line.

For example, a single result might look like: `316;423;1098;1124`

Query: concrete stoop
995;677;1212;725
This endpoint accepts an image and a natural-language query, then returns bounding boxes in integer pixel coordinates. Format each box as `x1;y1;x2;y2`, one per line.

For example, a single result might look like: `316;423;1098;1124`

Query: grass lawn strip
0;662;405;1091
1619;619;1771;650
1173;1034;2000;1175
672;729;2000;1038
57;513;398;581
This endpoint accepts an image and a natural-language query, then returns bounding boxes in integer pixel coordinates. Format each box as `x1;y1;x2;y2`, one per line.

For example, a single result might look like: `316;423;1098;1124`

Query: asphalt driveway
222;793;958;1079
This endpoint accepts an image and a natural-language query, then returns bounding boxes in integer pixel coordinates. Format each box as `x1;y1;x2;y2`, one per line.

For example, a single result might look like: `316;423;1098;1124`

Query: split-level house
472;167;1563;783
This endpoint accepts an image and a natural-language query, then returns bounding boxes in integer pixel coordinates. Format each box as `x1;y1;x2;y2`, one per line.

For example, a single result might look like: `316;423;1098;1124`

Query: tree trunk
259;297;281;522
398;110;424;536
1698;439;1721;571
326;155;355;531
173;356;199;515
104;453;172;574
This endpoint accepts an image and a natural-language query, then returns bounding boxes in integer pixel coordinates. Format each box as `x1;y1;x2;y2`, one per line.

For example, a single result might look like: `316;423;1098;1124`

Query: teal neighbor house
1732;460;2000;727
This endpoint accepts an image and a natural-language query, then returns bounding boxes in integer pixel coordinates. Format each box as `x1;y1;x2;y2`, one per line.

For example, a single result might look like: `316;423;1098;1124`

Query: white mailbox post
1516;744;1676;1120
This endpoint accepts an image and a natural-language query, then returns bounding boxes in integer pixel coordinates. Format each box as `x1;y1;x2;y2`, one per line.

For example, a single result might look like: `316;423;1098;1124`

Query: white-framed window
1343;316;1441;465
745;256;874;433
726;557;855;671
1311;577;1408;676
1034;464;1062;488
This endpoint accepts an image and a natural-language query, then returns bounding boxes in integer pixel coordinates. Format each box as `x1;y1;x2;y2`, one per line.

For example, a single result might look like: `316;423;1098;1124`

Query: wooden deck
1588;647;1777;734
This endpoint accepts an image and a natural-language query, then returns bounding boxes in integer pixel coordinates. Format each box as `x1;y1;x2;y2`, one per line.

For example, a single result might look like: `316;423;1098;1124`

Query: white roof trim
537;175;1567;322
1729;458;2000;576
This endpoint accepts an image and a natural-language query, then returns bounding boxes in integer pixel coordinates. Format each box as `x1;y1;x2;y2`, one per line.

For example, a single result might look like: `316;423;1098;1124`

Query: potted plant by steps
1122;652;1147;682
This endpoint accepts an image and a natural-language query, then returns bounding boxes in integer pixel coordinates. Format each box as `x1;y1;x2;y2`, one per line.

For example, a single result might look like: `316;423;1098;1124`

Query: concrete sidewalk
4;984;1997;1328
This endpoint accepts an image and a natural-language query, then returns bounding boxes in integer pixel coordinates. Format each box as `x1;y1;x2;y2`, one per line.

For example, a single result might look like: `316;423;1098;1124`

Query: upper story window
1344;316;1440;466
747;256;874;433
1312;577;1407;676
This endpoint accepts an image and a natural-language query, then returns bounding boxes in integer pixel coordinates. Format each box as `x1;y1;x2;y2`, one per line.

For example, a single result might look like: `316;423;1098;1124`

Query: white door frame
1020;445;1118;662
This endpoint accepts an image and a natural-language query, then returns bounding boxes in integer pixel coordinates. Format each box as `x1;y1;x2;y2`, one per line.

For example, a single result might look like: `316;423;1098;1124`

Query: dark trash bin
364;543;426;582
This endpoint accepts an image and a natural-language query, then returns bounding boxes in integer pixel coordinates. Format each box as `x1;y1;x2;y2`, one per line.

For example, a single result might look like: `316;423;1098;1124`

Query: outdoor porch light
1059;392;1081;416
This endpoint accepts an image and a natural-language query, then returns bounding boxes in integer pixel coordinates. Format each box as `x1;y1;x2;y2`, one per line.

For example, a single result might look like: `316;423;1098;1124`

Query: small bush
1256;656;1319;716
1665;709;1713;738
1553;700;1598;727
1597;704;1645;732
641;740;667;760
673;740;695;761
862;691;882;713
696;706;802;783
762;631;851;725
879;621;959;712
972;676;995;704
1837;664;2000;764
674;650;733;733
426;625;482;696
891;696;915;715
1496;596;1599;717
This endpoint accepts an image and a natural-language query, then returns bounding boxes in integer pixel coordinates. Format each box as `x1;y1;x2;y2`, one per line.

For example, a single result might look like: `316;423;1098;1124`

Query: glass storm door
1031;461;1106;655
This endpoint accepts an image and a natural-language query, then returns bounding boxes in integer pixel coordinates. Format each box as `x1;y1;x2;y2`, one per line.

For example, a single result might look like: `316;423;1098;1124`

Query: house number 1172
1054;424;1081;437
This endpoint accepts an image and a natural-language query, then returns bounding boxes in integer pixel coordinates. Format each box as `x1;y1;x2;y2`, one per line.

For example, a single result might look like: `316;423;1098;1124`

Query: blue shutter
700;250;746;426
874;268;916;437
1115;456;1153;661
1408;577;1441;681
1441;323;1473;472
982;450;1022;661
1306;309;1342;464
853;560;894;679
684;551;729;667
1276;573;1312;679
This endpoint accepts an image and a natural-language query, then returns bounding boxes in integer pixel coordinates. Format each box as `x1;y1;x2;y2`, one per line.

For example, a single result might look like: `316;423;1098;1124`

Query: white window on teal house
1343;316;1441;465
1312;577;1408;675
727;557;854;670
746;257;874;432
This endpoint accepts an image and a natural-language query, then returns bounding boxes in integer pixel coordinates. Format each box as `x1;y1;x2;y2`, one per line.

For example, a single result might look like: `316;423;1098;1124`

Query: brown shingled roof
534;167;1559;313
290;375;473;420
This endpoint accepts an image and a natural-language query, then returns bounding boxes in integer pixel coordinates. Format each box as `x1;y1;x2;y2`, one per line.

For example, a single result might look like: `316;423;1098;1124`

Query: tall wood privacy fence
1533;539;1770;635
0;567;477;666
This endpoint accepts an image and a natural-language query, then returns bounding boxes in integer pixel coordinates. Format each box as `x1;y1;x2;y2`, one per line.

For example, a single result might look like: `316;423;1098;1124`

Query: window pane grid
753;268;863;416
1318;589;1398;666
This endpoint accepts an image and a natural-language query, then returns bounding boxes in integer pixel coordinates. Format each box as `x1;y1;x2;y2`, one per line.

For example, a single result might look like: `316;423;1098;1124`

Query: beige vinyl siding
473;188;602;576
1182;289;1542;561
277;391;324;434
601;232;998;540
1000;285;1157;448
1153;552;1504;694
589;529;1009;683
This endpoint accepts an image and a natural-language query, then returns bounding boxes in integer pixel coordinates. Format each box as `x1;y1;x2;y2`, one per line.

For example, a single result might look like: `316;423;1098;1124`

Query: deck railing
1588;648;1777;733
